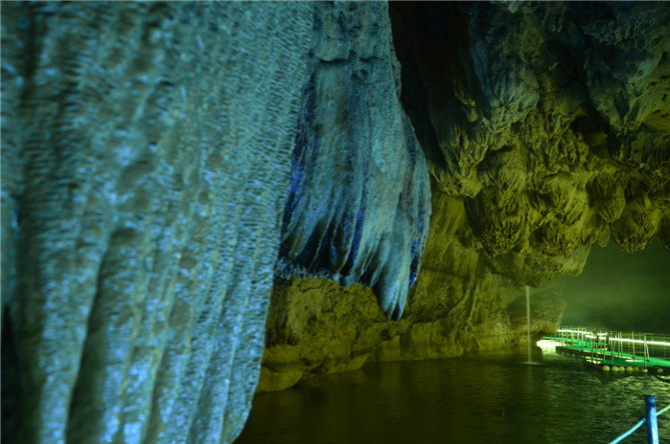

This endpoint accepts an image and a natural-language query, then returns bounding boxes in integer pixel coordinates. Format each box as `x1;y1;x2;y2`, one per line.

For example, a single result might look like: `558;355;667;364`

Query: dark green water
237;345;670;444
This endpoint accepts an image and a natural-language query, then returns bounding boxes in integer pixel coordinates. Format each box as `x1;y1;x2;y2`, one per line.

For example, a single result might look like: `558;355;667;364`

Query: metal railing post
646;395;659;444
644;334;648;367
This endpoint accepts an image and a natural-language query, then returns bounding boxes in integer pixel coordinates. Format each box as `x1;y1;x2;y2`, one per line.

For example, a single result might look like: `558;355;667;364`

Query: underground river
237;345;670;444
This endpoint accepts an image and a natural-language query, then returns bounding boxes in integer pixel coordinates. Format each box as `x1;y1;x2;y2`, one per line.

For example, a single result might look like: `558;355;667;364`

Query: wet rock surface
2;2;429;443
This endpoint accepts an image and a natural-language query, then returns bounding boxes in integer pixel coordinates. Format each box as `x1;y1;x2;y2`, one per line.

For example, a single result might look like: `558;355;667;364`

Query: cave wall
259;186;566;392
391;1;670;276
2;2;430;443
254;1;669;394
276;2;431;320
2;2;669;443
1;3;314;443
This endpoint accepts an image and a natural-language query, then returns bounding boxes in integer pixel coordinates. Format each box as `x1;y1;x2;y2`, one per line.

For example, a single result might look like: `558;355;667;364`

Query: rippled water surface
237;345;670;444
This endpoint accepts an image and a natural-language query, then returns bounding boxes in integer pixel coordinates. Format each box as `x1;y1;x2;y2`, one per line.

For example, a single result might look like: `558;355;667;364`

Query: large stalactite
2;2;669;444
276;2;431;321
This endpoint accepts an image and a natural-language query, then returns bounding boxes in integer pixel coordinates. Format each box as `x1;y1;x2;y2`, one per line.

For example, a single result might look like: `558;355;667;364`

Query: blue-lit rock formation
276;2;431;320
1;3;313;443
3;1;670;443
1;2;429;443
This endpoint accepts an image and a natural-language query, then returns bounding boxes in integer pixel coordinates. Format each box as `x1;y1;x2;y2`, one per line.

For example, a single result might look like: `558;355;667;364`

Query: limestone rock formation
390;1;670;277
258;190;566;392
259;278;388;393
1;3;313;443
2;2;429;443
277;2;431;320
256;1;670;392
2;1;670;443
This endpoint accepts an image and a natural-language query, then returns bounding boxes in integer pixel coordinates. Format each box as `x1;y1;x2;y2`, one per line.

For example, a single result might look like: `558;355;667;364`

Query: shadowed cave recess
1;2;669;443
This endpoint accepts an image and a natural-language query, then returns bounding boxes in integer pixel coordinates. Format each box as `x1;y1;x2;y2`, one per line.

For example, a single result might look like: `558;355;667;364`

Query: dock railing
608;331;670;360
608;395;670;444
554;327;670;366
547;328;670;442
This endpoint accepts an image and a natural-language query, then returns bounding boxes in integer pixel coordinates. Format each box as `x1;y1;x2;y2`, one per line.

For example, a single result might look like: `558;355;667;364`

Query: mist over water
238;348;670;444
561;240;670;333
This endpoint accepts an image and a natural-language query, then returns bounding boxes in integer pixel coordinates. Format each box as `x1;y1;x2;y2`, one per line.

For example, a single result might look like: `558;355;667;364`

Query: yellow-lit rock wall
259;189;566;392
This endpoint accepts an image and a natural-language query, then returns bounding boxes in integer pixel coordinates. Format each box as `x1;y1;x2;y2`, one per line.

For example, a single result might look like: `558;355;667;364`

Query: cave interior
1;1;669;443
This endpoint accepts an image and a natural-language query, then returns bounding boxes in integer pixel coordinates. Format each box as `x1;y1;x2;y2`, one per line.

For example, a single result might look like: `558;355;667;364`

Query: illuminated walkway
542;327;670;371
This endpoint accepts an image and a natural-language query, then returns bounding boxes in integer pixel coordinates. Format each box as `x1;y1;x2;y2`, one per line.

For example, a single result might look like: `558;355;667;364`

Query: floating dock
542;328;670;373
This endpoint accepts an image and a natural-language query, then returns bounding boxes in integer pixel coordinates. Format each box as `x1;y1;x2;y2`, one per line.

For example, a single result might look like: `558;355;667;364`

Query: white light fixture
608;337;670;347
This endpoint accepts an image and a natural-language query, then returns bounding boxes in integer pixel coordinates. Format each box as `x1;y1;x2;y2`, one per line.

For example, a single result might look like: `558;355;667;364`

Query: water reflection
237;347;670;444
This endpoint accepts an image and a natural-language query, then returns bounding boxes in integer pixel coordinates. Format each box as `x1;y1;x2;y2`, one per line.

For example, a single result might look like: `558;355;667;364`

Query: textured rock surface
3;1;670;442
258;190;566;391
257;1;670;392
257;1;432;391
390;2;670;281
2;2;431;443
2;3;312;443
259;278;388;393
277;2;431;320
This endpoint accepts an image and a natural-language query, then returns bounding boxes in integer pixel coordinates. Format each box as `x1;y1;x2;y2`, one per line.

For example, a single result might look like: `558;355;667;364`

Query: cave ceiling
390;1;670;284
